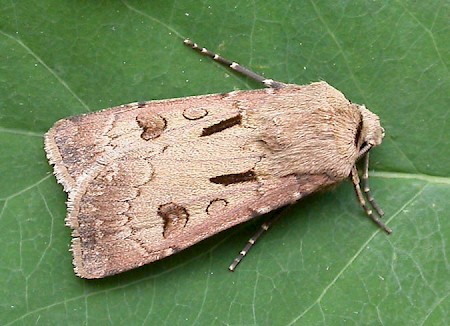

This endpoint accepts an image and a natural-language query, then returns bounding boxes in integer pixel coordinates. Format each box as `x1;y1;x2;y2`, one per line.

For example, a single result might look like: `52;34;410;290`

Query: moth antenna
351;165;392;234
184;39;286;89
229;208;286;271
362;152;385;217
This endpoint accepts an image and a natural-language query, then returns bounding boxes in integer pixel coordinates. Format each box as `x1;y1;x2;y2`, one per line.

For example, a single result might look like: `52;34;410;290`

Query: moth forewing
44;39;389;279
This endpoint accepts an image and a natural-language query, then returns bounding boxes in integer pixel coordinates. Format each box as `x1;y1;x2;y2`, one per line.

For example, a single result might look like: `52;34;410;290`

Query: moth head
357;105;384;150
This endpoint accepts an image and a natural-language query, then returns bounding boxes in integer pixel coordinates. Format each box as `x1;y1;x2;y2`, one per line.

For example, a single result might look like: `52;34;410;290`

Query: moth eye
354;119;363;147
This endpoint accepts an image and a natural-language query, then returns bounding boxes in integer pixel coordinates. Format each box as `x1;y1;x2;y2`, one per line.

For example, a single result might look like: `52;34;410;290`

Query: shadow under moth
45;39;391;279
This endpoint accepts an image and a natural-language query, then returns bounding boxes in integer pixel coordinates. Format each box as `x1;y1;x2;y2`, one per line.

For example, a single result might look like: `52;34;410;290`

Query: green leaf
1;0;448;325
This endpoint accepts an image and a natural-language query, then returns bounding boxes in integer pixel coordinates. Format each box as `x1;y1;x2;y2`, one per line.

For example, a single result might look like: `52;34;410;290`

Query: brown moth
44;39;391;279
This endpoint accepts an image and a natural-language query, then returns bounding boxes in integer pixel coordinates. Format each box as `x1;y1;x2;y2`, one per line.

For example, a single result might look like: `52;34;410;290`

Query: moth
45;39;391;279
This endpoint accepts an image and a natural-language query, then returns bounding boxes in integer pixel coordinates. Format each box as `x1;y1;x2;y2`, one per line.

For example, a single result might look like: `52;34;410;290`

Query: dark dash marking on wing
210;170;256;185
201;114;242;136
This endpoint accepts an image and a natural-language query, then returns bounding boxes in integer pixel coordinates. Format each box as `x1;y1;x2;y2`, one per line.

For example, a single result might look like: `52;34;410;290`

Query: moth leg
357;143;372;161
351;165;392;234
184;39;286;89
362;152;385;217
228;207;289;271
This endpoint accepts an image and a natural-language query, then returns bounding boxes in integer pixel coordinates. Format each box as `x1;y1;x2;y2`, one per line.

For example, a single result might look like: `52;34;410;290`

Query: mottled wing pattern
45;82;361;278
